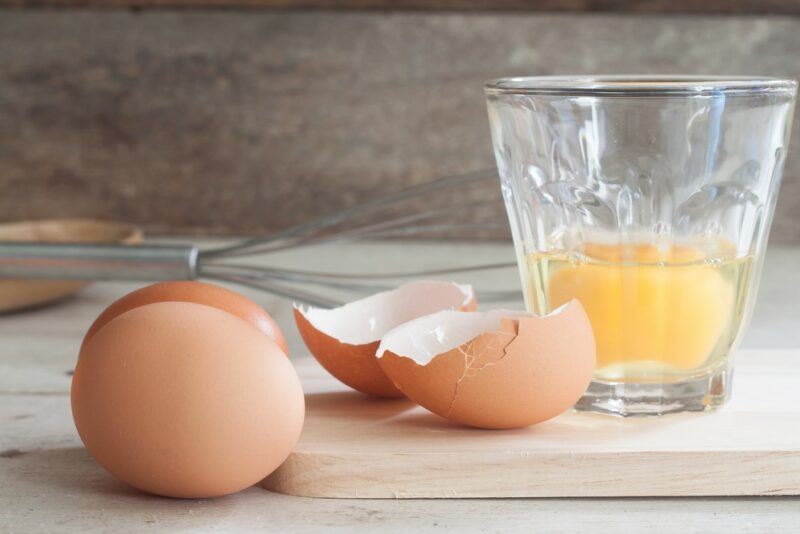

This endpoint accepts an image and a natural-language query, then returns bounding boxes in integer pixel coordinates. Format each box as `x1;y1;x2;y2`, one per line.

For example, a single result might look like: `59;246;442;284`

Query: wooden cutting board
263;350;800;498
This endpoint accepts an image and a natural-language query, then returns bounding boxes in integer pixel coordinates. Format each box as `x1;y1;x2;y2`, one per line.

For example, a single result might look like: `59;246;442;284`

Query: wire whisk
0;170;519;307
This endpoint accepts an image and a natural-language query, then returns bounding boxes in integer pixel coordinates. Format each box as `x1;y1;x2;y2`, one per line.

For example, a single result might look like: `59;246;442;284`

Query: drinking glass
485;76;796;416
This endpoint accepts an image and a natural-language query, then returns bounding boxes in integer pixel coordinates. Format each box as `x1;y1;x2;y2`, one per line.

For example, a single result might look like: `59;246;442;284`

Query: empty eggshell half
294;281;476;397
376;300;595;429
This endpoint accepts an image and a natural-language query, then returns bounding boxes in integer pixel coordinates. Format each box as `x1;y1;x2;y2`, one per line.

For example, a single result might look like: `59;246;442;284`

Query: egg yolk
546;243;735;371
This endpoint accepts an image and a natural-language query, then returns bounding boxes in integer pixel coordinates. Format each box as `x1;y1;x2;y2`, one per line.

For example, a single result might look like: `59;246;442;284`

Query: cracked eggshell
376;301;595;429
294;281;476;398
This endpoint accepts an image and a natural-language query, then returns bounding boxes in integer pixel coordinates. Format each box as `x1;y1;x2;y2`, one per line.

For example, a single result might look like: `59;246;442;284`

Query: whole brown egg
81;281;288;355
72;299;303;498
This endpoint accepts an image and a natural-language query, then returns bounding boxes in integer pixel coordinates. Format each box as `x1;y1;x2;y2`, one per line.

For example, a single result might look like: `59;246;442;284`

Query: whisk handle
0;243;198;281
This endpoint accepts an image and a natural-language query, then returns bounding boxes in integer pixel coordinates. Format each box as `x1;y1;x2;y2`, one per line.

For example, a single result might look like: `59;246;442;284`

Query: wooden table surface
2;241;800;533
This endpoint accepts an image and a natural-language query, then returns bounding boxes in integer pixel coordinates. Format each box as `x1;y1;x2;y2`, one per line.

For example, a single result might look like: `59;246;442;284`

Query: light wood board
263;350;800;498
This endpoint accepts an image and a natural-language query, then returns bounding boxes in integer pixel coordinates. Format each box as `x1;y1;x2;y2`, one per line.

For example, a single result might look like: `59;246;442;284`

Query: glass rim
484;75;798;97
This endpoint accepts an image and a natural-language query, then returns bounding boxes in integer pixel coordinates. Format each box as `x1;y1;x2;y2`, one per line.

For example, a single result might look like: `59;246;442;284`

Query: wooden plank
1;0;799;15
263;351;800;498
2;12;800;240
2;393;799;534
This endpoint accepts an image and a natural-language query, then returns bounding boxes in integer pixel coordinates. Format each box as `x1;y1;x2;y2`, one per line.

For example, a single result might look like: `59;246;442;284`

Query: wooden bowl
0;219;143;313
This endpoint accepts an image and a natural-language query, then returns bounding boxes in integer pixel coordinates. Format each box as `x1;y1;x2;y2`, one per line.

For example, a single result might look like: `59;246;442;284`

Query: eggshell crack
294;281;476;397
377;301;596;429
447;318;519;417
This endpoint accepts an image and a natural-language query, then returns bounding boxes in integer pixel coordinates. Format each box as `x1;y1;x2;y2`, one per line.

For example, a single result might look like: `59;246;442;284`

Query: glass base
575;365;732;417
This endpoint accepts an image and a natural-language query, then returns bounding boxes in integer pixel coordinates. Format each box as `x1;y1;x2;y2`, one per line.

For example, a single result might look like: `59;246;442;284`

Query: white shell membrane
295;281;474;346
376;302;575;366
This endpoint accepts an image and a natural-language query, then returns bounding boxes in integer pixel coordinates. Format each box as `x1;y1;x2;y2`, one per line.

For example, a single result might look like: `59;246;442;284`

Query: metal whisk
0;170;519;307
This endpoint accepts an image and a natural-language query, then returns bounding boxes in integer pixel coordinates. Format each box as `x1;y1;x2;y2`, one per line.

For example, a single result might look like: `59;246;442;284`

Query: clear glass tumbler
485;76;797;416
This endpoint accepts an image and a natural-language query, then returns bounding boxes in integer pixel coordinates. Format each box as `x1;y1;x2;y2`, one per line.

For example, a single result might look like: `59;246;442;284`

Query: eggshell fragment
81;281;288;354
376;301;595;429
294;281;476;397
72;301;304;498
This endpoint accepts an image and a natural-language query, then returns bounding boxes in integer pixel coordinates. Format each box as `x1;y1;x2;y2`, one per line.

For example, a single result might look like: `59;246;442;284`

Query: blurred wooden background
2;1;799;12
1;2;799;242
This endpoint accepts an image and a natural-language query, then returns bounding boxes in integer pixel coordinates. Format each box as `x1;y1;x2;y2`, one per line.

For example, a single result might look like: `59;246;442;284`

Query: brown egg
82;281;288;355
72;301;304;498
294;281;476;398
376;301;595;429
